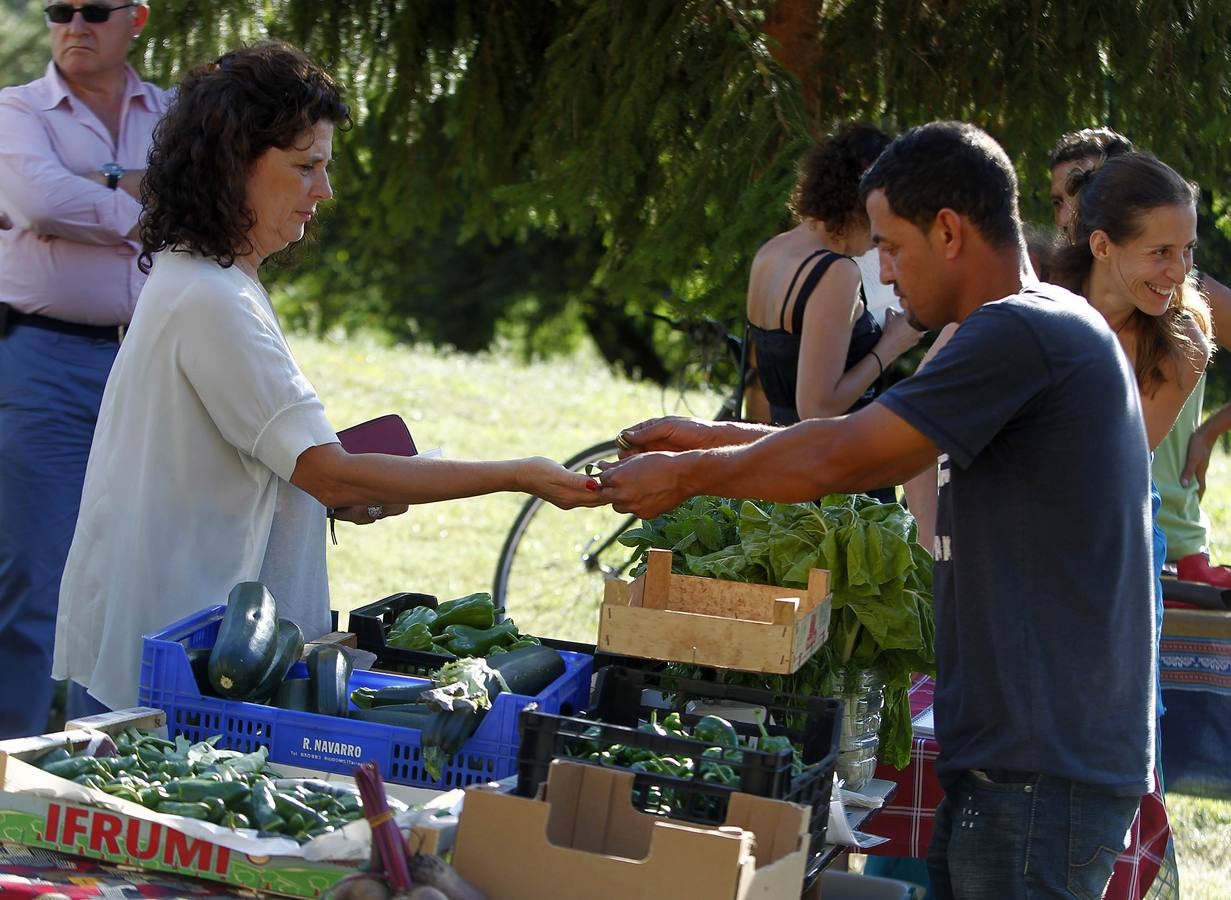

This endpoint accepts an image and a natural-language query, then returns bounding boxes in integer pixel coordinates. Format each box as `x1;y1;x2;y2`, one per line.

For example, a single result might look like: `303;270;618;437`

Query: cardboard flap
724;792;810;867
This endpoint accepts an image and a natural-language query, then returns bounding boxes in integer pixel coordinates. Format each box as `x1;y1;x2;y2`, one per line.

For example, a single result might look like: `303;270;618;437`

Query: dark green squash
245;618;305;703
208;582;280;698
307;645;352;718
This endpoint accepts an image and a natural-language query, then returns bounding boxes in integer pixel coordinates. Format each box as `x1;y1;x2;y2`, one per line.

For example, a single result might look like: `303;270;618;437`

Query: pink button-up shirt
0;61;169;325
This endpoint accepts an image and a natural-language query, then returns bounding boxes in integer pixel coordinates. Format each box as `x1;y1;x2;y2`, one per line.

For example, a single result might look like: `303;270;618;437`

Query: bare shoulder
1174;312;1211;391
1199;272;1231;349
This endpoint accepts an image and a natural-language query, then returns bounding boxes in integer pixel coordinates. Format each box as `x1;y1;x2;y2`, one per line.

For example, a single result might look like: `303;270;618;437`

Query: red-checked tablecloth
863;676;1171;900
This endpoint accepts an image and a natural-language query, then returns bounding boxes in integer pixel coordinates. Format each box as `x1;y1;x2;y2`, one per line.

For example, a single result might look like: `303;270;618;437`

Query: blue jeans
927;770;1139;899
0;324;116;738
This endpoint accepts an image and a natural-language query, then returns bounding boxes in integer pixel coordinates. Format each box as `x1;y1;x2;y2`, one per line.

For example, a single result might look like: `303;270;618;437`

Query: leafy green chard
631;494;935;769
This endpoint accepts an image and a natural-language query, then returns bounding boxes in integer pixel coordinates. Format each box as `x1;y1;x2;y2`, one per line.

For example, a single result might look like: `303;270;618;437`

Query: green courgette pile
36;727;365;841
386;591;540;657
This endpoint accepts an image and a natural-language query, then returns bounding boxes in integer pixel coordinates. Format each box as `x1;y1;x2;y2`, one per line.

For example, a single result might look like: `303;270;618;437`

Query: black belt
0;304;124;343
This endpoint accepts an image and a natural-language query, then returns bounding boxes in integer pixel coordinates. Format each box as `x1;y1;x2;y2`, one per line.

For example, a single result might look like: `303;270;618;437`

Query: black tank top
749;249;883;427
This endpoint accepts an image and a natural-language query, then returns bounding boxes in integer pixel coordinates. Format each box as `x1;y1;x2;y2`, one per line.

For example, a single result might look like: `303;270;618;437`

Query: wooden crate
598;548;831;674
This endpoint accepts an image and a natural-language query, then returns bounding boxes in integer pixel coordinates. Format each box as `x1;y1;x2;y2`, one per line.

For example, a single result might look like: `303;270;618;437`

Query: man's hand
330;503;410;524
617;416;723;458
597;451;690;519
519;457;606;509
1182;428;1216;498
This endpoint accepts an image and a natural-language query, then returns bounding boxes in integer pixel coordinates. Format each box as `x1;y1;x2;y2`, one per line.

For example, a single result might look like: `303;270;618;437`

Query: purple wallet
336;414;418;457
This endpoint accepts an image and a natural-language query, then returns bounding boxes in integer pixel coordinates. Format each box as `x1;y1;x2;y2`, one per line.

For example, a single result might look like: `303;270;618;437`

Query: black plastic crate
348;591;646;680
517;665;843;853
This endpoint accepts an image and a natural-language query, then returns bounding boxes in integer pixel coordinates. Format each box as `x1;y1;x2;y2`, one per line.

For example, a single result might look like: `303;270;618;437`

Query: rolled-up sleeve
0;94;141;244
173;277;337;482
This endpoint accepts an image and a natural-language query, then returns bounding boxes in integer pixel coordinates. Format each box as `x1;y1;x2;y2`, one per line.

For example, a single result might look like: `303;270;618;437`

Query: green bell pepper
429;592;496;632
388;622;434;651
693;715;739;748
391;605;437;632
438;621;518;656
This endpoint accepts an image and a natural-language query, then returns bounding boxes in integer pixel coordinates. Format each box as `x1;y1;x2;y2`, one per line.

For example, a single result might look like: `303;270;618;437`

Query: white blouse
55;251;337;710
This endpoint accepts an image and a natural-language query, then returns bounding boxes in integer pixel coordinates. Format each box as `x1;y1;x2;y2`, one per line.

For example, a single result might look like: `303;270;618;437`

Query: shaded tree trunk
582;293;671;385
762;0;824;135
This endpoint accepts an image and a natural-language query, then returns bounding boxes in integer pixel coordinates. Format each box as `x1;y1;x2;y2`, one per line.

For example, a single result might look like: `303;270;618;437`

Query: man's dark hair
858;121;1022;248
1046;127;1134;169
791;123;891;235
139;41;351;273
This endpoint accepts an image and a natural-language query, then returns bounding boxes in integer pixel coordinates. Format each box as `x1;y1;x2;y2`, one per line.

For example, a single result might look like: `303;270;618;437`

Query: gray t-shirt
879;283;1154;796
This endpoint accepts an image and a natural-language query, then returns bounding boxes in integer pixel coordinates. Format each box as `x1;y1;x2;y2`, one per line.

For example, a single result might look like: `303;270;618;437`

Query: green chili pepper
44;756;101;780
156;801;214;820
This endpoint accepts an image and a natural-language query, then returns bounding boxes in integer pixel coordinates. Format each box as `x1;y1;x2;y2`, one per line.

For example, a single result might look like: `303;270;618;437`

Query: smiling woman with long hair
1050;152;1211;737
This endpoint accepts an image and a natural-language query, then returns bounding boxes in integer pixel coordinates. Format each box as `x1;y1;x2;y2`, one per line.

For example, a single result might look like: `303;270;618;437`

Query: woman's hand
878;307;925;358
519;457;605;509
1182;427;1216;498
330;503;410;524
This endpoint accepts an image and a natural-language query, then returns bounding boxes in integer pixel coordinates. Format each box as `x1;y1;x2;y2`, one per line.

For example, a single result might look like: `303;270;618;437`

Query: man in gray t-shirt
599;121;1152;898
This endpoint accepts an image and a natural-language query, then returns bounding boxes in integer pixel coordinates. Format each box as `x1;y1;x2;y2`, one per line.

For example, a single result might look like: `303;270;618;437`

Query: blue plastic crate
139;605;593;789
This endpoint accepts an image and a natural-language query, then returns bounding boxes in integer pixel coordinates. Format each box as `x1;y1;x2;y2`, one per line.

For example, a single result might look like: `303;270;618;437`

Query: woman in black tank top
746;125;921;502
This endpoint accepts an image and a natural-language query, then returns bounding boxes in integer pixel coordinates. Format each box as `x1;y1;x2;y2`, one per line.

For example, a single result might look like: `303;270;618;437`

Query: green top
1152;373;1209;559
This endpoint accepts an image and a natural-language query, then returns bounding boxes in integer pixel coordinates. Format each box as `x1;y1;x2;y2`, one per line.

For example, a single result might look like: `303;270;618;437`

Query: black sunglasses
44;2;135;24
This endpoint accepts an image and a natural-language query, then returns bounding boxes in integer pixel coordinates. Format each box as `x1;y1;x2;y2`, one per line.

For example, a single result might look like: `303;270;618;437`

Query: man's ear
1089;229;1112;262
131;3;149;35
930;209;964;261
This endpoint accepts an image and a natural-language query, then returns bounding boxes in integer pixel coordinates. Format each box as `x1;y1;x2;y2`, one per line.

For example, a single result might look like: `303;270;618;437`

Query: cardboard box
0;708;458;897
599;548;832;674
452;759;810;899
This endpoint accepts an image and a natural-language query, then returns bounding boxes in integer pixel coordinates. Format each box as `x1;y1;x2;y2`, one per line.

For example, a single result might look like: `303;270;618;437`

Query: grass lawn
293;332;1230;896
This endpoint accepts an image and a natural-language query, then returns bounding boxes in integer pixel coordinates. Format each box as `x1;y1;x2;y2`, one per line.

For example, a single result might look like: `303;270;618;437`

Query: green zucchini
245;618;305;702
186;646;219;697
486;644;566;696
307;645;352;718
272;677;312;711
351;703;436;729
351;683;431;710
208;582;280;698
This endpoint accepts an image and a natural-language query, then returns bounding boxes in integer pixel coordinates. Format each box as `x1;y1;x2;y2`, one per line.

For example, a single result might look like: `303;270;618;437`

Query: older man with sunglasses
0;1;169;736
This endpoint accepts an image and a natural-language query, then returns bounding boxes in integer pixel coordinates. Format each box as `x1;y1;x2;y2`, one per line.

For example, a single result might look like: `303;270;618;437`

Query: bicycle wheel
492;440;638;643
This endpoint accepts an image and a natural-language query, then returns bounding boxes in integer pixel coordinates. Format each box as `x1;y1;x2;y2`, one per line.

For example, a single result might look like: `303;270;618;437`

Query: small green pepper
44;756;102;780
248;782;281;830
755;721;795;757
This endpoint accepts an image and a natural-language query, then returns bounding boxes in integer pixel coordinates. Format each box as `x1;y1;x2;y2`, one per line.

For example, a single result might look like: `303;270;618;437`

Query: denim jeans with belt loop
927;769;1140;899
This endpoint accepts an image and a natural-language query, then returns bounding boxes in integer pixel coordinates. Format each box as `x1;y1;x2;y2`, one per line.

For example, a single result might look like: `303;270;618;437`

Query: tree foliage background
5;0;1231;389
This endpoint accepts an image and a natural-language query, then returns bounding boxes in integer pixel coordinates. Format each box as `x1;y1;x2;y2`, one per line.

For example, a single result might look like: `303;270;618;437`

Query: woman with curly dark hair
745;124;920;500
54;42;598;716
